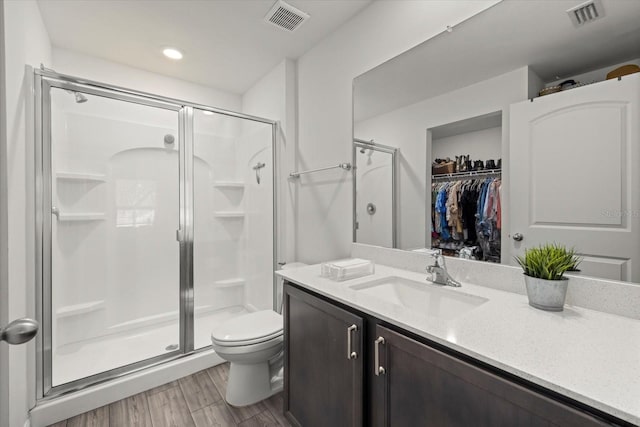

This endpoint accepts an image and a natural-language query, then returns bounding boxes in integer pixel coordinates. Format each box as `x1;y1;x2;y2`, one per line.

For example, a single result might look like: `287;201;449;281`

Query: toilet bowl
211;310;284;407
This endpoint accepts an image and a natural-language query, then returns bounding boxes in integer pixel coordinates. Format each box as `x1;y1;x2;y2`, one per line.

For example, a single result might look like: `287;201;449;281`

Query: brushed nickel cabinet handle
374;336;385;375
347;324;358;360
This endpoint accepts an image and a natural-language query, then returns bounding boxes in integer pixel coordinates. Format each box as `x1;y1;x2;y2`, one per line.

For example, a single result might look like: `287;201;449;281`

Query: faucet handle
426;249;442;271
427;248;442;258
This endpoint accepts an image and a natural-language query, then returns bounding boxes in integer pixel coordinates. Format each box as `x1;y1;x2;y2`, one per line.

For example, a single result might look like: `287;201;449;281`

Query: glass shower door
46;85;183;388
192;109;275;350
353;140;397;248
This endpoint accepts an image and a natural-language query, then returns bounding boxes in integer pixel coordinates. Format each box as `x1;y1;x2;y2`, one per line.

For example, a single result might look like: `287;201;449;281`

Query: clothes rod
289;163;352;179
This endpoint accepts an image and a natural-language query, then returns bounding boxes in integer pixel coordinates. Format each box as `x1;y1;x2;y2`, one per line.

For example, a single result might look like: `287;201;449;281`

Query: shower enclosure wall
35;69;277;398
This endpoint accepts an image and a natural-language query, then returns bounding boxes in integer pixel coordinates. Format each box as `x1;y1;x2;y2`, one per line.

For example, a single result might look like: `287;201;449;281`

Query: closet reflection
431;172;501;262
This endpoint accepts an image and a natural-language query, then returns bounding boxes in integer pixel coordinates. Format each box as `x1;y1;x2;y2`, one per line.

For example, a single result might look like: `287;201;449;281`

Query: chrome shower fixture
164;134;175;145
65;89;88;103
359;139;375;153
74;92;88;103
253;162;266;184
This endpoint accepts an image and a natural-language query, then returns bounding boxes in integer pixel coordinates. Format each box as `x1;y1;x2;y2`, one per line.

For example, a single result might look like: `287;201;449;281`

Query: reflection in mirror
353;0;640;283
353;139;397;248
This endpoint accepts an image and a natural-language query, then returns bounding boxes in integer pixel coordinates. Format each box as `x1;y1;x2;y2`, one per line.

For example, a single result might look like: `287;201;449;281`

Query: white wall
432;127;502;164
2;0;52;425
355;67;531;250
52;48;241;111
295;0;500;263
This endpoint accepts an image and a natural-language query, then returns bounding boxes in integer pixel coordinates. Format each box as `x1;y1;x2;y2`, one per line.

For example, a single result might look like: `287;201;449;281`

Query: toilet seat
211;310;283;347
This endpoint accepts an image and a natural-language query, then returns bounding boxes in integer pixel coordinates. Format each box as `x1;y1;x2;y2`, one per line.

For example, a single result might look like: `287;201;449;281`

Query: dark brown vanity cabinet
284;284;364;427
284;283;616;427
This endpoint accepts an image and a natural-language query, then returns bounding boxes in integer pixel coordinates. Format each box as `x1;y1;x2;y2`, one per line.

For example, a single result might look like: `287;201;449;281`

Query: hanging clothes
431;175;502;262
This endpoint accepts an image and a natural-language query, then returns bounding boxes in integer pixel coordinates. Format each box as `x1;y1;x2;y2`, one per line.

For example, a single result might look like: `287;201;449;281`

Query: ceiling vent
567;0;605;27
264;0;310;32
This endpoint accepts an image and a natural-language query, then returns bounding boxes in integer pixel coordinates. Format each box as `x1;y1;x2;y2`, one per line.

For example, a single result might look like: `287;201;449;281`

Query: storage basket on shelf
432;162;456;175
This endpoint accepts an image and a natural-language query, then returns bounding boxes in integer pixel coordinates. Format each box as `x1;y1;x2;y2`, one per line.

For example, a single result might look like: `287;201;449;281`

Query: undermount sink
350;276;488;320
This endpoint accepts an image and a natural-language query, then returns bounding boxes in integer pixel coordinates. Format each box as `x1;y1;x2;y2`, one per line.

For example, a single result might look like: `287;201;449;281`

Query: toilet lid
211;310;283;345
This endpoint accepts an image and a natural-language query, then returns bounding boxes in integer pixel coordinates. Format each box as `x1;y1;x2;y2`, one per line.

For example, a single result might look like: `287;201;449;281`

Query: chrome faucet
426;250;461;287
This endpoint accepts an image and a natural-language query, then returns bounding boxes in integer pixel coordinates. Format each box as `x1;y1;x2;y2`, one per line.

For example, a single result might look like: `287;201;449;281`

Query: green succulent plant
515;244;582;281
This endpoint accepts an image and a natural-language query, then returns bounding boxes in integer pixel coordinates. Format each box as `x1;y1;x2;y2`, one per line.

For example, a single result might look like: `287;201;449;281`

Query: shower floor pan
51;305;250;387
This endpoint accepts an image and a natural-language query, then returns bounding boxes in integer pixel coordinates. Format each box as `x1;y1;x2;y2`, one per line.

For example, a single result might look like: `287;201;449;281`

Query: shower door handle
0;318;39;345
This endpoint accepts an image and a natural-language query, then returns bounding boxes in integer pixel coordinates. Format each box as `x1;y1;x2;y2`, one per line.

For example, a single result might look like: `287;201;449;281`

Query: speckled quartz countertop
277;264;640;425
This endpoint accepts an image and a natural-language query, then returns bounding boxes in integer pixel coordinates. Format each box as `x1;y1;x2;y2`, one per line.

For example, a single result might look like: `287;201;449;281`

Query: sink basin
350;276;488;320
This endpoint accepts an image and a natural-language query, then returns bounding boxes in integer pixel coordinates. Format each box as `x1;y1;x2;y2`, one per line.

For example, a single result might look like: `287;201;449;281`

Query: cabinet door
284;284;364;427
372;325;608;427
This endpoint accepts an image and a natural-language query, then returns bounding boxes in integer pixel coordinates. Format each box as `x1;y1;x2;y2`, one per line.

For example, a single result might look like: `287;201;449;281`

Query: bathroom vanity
278;264;640;427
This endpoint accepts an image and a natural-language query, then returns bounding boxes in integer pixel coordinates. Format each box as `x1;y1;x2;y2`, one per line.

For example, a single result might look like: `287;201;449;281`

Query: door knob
0;318;39;345
512;233;524;242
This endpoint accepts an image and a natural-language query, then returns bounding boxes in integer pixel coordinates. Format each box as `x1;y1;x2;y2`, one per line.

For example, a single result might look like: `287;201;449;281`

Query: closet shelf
432;168;502;181
56;300;105;319
56;172;106;182
213;278;246;288
58;213;106;222
213;211;245;219
213;181;245;189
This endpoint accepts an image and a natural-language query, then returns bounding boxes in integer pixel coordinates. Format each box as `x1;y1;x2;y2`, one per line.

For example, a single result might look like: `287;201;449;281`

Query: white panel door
509;74;640;282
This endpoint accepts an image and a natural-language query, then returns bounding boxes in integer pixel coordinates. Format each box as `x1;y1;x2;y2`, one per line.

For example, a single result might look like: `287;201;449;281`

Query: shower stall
34;68;277;398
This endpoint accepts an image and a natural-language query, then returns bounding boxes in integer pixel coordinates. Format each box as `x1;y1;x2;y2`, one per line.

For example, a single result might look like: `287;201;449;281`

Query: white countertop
277;264;640;425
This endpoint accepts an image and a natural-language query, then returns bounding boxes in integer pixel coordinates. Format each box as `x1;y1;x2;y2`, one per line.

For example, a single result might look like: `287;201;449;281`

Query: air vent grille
264;0;310;32
567;0;604;27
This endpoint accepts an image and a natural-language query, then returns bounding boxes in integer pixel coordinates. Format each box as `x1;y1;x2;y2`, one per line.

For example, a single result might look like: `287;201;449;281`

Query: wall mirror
353;0;640;283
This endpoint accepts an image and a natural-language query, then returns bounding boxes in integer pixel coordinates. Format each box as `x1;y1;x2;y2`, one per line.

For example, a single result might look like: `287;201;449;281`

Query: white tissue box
320;258;375;281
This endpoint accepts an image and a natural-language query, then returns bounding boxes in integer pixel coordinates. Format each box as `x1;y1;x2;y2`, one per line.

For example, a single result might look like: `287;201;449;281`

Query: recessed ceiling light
163;48;183;60
202;111;214;115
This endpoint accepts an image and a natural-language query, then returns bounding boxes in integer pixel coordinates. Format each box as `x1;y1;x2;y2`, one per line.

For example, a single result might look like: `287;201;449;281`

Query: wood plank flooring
48;363;291;427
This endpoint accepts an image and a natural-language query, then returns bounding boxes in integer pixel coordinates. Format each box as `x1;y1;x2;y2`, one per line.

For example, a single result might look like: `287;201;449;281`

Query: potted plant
515;244;581;311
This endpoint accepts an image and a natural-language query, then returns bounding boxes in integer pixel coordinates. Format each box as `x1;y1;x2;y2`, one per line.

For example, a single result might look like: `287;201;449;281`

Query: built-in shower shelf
213;211;245;219
213;181;244;189
213;278;245;288
56;300;105;319
58;213;106;222
56;172;106;182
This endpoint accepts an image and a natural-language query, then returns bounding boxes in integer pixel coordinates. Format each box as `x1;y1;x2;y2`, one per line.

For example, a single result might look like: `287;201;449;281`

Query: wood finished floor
48;363;291;427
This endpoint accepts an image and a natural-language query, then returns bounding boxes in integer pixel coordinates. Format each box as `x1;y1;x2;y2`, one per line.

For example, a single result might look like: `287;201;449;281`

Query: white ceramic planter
524;275;568;312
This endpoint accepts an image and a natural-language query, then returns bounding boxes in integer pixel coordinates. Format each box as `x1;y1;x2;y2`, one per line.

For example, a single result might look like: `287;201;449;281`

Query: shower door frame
34;68;278;399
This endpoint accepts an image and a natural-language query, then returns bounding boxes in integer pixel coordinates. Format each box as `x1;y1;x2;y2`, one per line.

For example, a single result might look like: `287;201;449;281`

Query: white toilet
211;310;284;406
211;262;307;407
